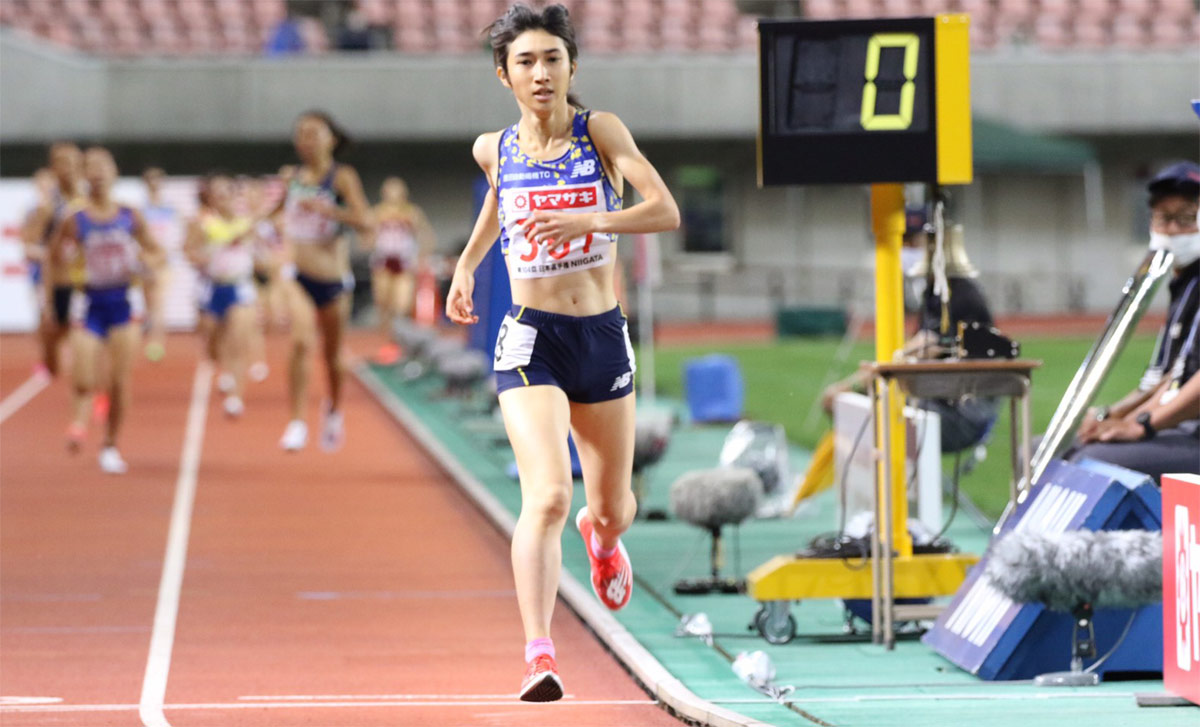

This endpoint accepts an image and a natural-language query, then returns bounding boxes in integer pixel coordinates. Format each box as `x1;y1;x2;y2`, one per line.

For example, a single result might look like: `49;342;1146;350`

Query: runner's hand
446;268;477;325
521;210;596;253
1076;407;1104;442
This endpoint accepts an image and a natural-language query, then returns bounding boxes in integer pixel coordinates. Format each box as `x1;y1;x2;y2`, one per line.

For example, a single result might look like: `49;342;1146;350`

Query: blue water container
683;355;743;423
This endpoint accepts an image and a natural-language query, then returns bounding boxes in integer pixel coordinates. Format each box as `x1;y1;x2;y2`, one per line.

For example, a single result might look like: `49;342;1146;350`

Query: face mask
901;246;925;277
1150;231;1200;267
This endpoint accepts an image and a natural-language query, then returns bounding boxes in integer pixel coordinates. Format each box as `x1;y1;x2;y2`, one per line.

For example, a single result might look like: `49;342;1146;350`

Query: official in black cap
1069;160;1200;483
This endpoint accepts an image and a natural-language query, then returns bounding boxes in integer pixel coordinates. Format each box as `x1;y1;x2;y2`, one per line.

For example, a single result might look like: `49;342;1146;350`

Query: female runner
184;173;260;418
369;176;434;363
25;142;84;378
276;111;371;452
446;3;679;702
140;166;177;362
49;147;163;474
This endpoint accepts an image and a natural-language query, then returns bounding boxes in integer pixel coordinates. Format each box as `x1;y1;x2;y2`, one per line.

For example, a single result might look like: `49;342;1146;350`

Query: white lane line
239;693;575;701
0;372;50;424
2;698;657;713
138;360;212;727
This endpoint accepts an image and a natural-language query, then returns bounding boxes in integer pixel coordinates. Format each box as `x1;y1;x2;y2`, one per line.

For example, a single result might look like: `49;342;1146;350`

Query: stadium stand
0;0;1196;56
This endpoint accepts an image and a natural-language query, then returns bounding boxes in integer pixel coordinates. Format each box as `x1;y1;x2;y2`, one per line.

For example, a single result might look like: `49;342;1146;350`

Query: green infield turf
639;333;1158;518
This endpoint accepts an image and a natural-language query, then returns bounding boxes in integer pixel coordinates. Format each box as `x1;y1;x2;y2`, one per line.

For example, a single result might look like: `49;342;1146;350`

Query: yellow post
871;184;912;558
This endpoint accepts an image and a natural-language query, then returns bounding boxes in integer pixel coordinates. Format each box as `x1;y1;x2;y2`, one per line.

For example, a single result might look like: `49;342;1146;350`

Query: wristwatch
1136;412;1156;439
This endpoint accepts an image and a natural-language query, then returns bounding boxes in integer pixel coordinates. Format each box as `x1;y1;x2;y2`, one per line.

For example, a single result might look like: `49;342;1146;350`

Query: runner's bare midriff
509;260;616;316
292;238;348;281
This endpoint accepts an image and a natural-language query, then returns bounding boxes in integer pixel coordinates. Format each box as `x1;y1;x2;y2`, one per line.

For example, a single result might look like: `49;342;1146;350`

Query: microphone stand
1033;602;1100;687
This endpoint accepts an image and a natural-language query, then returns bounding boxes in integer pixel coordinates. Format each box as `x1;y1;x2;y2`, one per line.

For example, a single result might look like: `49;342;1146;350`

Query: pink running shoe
575;506;633;611
519;654;563;702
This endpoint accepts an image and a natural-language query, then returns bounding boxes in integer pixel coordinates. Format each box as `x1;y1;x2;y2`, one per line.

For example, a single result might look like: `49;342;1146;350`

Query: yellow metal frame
871;184;911;558
748;552;979;601
935;13;973;185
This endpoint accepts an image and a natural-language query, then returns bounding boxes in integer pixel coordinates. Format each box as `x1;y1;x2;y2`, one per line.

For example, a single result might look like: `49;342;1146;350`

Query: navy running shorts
494;304;636;404
296;271;353;309
82;286;139;338
202;281;255;320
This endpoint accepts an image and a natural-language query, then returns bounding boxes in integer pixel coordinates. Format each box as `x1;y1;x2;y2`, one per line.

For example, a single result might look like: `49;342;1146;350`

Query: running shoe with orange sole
519;654;563;702
575;506;633;611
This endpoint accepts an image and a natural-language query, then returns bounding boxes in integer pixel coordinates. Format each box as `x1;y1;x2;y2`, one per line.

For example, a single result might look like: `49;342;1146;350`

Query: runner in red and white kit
368;176;434;364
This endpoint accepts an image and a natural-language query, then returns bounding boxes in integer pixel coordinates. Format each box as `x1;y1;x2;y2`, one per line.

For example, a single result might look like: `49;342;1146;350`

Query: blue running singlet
495;110;622;280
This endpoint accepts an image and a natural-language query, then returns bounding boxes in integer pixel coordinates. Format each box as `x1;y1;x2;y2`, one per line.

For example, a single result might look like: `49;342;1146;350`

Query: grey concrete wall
3;31;1193;318
0;34;107;141
2;30;1195;142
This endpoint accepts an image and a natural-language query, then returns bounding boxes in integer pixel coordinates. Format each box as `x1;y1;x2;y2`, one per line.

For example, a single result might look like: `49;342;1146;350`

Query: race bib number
208;243;254;282
285;194;339;243
500;182;613;279
493;314;538;371
86;232;138;287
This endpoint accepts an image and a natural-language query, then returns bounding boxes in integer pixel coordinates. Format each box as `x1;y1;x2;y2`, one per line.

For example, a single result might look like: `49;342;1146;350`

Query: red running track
0;333;682;726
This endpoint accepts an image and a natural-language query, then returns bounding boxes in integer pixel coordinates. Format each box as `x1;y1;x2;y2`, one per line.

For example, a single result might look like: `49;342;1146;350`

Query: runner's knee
586;494;636;532
521;484;573;526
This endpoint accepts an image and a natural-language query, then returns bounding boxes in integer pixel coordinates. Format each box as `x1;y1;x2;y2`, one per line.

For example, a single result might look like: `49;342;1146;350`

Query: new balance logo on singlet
610;372;632;391
570;159;596;178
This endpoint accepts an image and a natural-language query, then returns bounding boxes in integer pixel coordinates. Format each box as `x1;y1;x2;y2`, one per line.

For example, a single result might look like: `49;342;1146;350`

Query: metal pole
1028;249;1173;487
869;373;883;646
1009;396;1020;508
879;376;896;650
1021;382;1032;495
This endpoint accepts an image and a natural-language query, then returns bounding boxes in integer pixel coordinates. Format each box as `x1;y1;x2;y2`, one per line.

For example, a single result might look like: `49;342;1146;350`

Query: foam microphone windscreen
985;530;1162;612
669;467;763;529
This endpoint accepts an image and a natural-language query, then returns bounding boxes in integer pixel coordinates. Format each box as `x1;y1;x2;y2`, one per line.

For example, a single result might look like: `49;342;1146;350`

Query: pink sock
525;637;555;663
590;532;618;560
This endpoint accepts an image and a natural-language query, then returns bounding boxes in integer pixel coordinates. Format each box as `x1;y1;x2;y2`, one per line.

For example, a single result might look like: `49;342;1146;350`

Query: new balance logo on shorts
610;372;632;391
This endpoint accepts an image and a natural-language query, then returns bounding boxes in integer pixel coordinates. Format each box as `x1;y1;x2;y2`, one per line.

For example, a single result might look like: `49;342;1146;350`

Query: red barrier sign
1164;473;1200;705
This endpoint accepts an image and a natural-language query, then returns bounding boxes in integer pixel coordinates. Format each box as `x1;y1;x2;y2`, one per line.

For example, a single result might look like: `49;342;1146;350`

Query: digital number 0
860;33;920;131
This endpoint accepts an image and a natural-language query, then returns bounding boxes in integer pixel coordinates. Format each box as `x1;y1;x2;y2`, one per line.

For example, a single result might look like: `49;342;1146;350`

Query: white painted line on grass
138;360;212;727
0;372;49;424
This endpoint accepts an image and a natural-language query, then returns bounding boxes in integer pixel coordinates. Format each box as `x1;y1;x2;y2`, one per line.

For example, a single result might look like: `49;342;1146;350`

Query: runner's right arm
446;132;502;326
